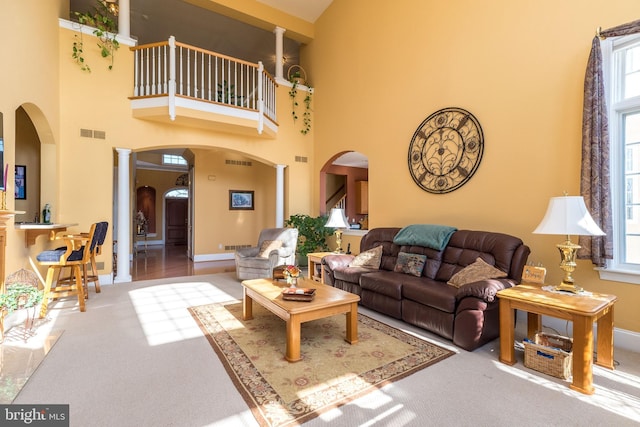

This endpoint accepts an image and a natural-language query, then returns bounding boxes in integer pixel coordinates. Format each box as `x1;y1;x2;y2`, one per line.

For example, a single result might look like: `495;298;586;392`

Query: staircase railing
130;36;277;133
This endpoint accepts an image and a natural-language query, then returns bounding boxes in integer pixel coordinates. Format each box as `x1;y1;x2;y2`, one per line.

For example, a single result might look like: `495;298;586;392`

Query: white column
114;148;132;283
118;0;131;39
274;27;286;80
275;164;286;227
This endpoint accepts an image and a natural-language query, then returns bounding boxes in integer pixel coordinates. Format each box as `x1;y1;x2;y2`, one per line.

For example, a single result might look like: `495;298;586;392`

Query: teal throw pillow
393;252;427;277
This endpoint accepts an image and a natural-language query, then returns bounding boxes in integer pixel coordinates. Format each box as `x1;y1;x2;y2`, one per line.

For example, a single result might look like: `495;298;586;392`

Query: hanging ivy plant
288;75;313;135
71;1;120;72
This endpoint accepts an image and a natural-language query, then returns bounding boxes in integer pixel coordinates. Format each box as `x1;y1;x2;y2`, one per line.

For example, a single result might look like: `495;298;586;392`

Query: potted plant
0;283;43;340
285;214;334;265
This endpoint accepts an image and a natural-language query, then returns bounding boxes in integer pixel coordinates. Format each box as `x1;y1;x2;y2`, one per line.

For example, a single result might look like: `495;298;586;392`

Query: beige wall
308;0;640;332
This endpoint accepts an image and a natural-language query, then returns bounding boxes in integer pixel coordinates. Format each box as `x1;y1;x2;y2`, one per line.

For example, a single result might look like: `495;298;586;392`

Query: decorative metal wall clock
408;107;484;194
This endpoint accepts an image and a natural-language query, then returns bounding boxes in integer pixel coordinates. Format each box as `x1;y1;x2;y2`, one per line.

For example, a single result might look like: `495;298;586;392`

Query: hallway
130;244;236;281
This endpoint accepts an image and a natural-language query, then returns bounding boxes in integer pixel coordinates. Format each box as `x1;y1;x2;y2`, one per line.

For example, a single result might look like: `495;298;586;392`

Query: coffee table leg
286;315;302;362
345;302;359;344
242;289;253;320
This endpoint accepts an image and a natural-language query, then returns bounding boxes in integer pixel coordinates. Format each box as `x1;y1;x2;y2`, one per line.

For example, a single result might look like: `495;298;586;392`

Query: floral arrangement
282;265;301;285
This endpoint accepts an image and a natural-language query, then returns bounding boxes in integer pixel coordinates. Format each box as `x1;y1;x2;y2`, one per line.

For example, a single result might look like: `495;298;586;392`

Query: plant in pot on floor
285;214;334;266
0;283;44;341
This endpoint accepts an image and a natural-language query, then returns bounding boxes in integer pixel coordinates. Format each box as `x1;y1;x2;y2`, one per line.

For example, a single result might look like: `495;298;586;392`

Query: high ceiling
70;0;332;76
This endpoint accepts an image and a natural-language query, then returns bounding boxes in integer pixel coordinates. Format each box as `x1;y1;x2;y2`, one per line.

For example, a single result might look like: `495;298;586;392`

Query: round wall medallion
408;107;484;194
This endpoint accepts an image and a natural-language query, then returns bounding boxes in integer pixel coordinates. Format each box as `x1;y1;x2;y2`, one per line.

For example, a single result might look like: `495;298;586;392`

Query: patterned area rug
189;302;455;427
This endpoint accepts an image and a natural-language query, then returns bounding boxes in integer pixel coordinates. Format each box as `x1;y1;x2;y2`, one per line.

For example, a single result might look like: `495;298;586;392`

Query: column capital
273;26;286;36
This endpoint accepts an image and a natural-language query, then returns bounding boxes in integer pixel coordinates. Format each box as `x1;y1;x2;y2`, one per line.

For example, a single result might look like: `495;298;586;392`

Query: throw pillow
257;240;283;258
447;257;508;288
393;252;427;277
348;245;383;269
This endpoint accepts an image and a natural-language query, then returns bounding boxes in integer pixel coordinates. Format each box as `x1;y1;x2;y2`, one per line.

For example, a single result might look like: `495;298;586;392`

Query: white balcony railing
130;36;277;133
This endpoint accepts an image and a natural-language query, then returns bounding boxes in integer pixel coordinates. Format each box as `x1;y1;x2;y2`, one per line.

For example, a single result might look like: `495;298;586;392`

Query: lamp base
555;281;584;294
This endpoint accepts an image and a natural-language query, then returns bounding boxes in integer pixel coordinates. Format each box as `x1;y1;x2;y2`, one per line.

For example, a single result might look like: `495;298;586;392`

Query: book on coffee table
282;288;316;301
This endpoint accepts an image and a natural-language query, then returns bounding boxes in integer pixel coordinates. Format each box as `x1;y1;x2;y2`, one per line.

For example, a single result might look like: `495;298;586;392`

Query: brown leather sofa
322;227;531;351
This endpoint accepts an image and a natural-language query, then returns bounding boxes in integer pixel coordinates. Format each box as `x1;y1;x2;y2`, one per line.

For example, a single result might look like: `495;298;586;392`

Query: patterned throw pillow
393;252;427;277
447;257;507;288
349;245;383;269
258;240;283;258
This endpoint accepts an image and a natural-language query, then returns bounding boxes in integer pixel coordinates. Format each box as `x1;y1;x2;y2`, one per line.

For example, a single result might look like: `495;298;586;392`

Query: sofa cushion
393;252;427;277
360;271;403;300
447;257;507;288
402;277;458;313
349;245;383;269
257;240;282;258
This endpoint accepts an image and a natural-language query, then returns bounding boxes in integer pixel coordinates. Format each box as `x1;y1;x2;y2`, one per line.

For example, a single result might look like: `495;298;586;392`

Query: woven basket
523;332;573;380
287;65;307;85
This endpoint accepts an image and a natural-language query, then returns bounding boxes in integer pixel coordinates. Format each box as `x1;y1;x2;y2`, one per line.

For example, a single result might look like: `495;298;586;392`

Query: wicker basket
523;332;573;380
287;65;307;85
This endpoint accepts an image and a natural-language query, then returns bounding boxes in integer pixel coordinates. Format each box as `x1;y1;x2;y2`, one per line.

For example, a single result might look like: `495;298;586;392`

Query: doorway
165;197;188;245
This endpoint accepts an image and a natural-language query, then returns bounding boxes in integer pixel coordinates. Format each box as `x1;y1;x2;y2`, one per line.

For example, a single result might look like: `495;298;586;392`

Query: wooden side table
306;251;334;284
497;283;617;395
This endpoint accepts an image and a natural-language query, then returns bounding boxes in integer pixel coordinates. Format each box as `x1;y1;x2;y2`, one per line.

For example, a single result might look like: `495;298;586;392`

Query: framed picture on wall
15;165;26;200
229;190;254;210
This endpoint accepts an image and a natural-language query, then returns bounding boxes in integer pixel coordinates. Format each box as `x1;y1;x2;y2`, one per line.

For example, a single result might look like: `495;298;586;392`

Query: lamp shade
325;208;349;228
533;196;605;236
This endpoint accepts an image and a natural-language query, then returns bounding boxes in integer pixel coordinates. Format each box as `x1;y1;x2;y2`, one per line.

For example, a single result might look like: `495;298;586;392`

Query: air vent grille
225;160;252;167
80;129;93;138
295;156;308;163
224;244;252;251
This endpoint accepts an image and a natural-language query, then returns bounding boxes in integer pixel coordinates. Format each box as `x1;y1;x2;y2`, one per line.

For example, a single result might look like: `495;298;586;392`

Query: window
601;34;640;281
166;189;188;198
162;154;187;166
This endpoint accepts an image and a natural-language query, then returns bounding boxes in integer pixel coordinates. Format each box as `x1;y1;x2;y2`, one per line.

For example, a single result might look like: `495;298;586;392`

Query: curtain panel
578;19;640;267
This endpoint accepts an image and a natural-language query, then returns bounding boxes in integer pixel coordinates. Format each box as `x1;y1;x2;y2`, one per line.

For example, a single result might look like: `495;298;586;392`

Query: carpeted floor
189;302;454;427
9;272;640;426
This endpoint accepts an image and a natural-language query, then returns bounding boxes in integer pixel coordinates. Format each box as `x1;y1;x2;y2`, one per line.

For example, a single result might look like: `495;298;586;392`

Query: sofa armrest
455;278;517;303
322;254;355;271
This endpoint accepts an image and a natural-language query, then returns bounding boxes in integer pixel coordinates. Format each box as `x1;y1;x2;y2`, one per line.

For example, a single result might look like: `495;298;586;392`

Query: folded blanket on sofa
393;224;457;251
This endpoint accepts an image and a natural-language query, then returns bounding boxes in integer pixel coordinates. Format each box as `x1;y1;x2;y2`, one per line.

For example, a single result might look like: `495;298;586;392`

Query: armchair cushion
258;240;283;258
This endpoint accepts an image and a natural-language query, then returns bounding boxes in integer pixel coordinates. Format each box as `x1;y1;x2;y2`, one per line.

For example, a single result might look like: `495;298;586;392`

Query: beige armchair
235;228;299;280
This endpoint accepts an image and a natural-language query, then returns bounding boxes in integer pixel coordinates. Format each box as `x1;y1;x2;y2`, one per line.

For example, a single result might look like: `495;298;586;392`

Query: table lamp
325;208;350;253
532;195;605;293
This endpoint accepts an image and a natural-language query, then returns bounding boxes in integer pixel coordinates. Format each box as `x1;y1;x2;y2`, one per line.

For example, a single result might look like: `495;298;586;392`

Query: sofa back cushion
435;230;529;282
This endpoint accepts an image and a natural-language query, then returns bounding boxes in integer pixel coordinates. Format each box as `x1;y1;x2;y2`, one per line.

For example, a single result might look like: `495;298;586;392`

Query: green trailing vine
288;75;313;135
0;284;43;314
71;1;120;72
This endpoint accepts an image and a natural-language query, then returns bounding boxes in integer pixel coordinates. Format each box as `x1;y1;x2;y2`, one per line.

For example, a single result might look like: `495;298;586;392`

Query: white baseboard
515;310;639;353
193;253;235;262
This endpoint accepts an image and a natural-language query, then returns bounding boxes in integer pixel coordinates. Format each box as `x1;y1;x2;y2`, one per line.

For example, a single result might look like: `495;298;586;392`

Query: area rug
189;301;455;427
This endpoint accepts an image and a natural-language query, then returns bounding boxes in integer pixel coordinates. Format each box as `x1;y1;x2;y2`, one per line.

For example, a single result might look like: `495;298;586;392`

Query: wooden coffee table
241;277;360;362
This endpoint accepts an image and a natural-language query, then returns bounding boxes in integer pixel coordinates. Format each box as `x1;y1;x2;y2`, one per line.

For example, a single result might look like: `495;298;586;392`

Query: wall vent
93;130;106;139
225;159;252;167
80;128;93;138
224;244;252;251
295;156;308;163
